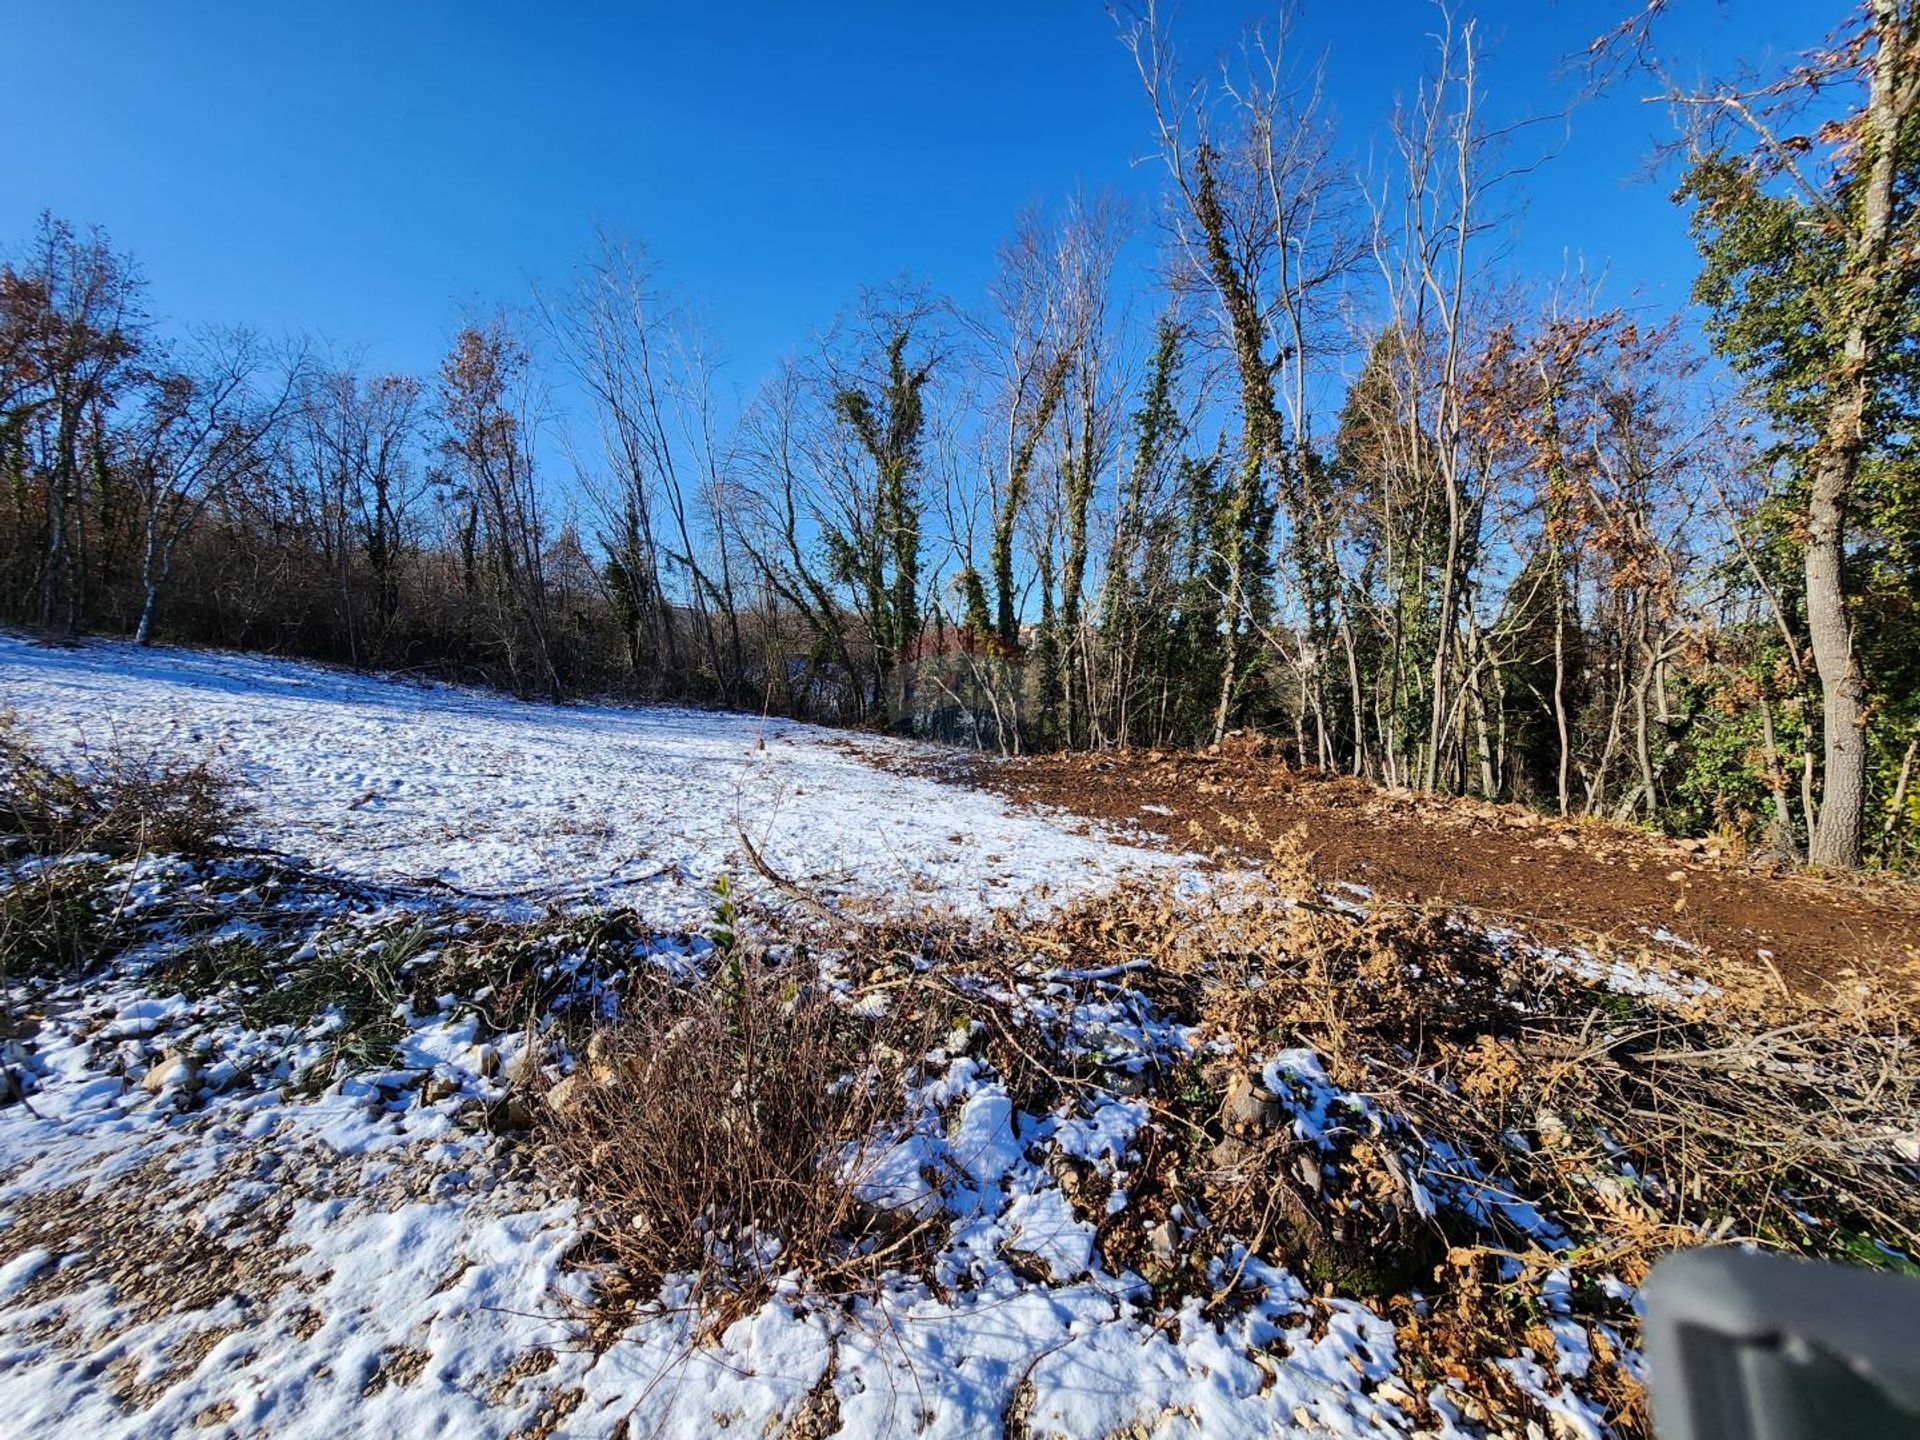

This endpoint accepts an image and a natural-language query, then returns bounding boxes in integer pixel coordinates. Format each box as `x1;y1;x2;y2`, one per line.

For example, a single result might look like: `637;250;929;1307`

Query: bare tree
732;357;861;713
1048;192;1133;748
542;234;746;698
291;363;422;663
436;318;559;698
1121;0;1364;747
1;214;147;630
130;328;301;645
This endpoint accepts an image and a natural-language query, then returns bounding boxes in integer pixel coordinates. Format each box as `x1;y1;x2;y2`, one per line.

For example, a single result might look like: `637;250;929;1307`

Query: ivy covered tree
831;324;934;721
1676;0;1920;865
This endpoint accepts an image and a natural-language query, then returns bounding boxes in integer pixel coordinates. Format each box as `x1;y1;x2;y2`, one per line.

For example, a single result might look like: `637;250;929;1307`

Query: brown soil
965;747;1920;999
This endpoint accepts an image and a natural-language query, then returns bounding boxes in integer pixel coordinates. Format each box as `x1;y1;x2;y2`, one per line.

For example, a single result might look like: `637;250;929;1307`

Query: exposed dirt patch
967;749;1920;998
508;1384;583;1440
363;1344;431;1396
488;1347;558;1405
0;1157;299;1331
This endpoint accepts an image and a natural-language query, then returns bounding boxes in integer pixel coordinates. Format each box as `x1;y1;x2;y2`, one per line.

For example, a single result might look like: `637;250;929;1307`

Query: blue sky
3;2;1816;415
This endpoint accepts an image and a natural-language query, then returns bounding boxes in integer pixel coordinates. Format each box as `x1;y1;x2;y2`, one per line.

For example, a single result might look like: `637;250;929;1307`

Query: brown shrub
0;709;242;857
1012;841;1920;1437
539;958;944;1328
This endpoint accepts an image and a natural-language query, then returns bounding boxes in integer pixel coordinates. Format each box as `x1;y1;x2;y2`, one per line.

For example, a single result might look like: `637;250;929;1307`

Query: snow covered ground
0;637;1628;1438
0;896;1443;1440
0;634;1173;927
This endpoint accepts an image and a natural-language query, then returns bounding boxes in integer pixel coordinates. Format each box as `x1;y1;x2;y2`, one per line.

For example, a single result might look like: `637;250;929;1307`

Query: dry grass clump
0;860;115;981
1;716;244;1089
426;909;665;1038
1254;895;1920;1276
160;904;662;1085
539;954;947;1329
0;709;242;857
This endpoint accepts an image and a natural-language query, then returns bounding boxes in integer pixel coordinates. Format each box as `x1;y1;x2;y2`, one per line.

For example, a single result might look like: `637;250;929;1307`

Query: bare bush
540;957;943;1327
0;709;242;856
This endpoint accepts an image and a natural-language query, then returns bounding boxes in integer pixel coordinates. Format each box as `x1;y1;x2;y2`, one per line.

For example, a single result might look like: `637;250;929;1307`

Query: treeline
2;4;1915;868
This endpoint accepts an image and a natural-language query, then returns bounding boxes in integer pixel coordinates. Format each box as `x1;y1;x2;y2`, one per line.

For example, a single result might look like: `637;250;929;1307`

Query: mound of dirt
973;750;1920;999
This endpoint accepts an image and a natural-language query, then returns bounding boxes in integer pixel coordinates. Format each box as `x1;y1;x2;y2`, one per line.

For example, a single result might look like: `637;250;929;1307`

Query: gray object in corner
1643;1247;1920;1440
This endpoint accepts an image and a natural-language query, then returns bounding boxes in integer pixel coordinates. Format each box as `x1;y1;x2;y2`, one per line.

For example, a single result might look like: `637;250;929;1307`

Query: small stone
141;1054;198;1095
585;1030;619;1084
1148;1219;1180;1266
423;1074;462;1104
1221;1072;1284;1133
1295;1153;1322;1194
546;1072;589;1117
487;1094;537;1133
1536;1108;1569;1150
1206;1135;1256;1182
1047;1152;1094;1198
507;1046;547;1092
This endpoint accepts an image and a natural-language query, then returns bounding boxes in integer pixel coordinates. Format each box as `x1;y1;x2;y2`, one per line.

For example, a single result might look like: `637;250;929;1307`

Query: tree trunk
1756;693;1800;859
1805;1;1906;868
1805;449;1870;869
134;584;161;646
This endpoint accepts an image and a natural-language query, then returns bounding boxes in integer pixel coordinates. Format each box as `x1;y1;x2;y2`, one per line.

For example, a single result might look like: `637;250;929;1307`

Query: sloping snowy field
0;635;1171;926
0;638;1623;1438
